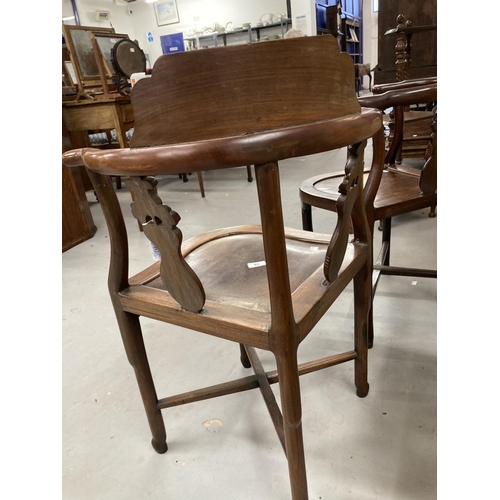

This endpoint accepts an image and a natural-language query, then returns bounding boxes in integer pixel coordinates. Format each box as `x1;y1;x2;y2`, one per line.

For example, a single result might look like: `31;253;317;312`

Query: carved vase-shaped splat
324;141;366;282
126;176;206;312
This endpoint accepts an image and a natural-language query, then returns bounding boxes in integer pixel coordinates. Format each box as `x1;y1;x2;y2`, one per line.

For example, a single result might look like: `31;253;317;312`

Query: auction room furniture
62;96;134;191
62;137;96;252
384;14;437;84
375;2;437;85
380;15;437;163
299;80;437;347
372;77;437;164
62;36;383;500
354;63;372;96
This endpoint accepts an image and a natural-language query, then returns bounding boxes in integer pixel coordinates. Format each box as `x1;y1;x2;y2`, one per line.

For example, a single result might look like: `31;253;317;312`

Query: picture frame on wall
154;0;180;26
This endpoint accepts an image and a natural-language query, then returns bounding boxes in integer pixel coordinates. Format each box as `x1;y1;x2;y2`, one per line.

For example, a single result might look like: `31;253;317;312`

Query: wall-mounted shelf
184;19;292;50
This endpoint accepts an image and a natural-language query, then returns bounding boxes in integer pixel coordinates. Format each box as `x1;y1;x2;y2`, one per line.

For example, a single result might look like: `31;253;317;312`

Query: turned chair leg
367;304;374;349
115;310;168;454
381;218;392;266
301;202;313;232
275;350;309;500
239;343;251;368
353;263;370;395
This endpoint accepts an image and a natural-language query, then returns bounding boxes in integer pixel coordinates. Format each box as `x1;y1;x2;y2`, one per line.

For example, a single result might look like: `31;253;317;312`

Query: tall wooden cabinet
62;162;96;252
375;0;437;84
62;130;96;252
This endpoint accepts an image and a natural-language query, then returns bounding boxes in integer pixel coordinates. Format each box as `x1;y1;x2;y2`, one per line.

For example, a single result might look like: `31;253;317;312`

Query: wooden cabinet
375;0;437;85
62;162;96;252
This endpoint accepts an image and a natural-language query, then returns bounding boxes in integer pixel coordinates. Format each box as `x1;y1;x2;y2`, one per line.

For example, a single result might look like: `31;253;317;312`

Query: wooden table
63;96;134;190
62;96;134;249
62;96;134;149
62;129;96;252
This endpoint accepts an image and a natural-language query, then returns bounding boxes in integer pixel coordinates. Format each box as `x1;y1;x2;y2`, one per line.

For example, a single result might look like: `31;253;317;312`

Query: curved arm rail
62;109;382;176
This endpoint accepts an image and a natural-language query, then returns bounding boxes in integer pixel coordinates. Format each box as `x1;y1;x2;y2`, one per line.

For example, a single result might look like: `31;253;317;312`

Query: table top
62;94;131;108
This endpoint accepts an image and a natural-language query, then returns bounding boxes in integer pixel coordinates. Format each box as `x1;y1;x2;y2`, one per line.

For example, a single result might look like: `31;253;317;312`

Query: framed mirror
62;24;117;92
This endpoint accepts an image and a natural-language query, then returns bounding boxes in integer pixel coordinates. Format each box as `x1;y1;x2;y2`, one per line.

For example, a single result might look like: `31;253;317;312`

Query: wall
64;0;379;90
71;0;288;65
290;0;316;36
362;0;378;89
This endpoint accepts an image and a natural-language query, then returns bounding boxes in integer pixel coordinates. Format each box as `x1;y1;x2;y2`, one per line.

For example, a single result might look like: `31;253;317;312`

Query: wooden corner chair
373;77;437;165
62;36;382;500
299;79;437;347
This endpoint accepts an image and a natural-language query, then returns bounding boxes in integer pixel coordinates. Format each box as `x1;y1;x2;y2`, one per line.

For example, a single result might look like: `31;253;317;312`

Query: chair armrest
358;84;437;111
372;77;437;94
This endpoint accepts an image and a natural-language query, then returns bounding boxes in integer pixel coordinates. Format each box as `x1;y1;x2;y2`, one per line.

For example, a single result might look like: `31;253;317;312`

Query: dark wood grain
130;37;359;148
126;176;205;313
62;36;382;500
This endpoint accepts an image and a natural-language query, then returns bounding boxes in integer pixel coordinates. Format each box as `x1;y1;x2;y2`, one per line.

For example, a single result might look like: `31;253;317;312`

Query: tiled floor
62;139;437;499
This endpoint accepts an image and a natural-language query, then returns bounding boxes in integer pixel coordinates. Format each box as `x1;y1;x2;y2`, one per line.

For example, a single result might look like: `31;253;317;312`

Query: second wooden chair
300;79;437;347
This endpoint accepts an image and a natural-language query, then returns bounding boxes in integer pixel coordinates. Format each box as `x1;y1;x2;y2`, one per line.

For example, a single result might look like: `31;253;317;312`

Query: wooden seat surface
300;166;437;221
126;225;367;349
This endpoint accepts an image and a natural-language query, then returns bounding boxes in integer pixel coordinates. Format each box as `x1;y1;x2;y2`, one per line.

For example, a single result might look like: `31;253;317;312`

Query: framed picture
154;0;180;26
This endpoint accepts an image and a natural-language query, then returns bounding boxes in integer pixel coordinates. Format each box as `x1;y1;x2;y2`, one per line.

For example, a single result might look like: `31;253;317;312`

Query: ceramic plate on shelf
225;21;234;32
261;13;271;25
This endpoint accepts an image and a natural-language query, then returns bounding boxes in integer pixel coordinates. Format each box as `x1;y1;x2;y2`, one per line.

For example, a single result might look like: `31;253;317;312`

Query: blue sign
147;31;154;42
160;33;185;54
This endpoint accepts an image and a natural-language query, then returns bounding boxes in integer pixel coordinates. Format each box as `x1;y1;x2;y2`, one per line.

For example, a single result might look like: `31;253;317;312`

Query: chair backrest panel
129;36;360;148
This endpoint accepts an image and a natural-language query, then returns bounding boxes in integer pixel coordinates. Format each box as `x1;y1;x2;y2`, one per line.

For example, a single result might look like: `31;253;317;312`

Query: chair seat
124;225;368;349
300;167;437;221
373;167;437;219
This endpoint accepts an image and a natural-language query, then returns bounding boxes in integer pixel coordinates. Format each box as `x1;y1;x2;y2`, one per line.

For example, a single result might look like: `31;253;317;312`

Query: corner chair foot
356;384;369;398
239;344;252;368
152;438;168;454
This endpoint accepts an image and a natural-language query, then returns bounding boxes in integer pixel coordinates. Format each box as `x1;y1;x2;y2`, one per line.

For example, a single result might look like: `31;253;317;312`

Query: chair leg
246;165;253;182
429;204;437;218
367;303;374;349
381;218;392;266
196;171;205;198
353;262;370;396
301;202;313;232
275;350;309;500
239;343;251;368
116;310;168;454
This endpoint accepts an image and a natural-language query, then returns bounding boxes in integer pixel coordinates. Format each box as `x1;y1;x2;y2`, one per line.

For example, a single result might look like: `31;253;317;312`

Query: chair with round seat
62;36;384;500
299;79;437;347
